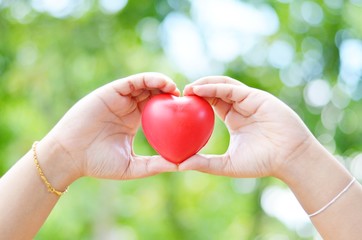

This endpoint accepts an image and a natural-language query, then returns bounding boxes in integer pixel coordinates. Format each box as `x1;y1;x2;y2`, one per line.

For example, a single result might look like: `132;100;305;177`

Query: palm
77;89;144;179
181;77;313;178
224;97;310;177
46;73;179;180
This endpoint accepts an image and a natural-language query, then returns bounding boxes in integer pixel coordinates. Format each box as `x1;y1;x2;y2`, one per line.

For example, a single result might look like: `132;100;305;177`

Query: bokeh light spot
268;40;294;69
99;0;128;14
301;1;324;25
261;186;312;237
304;79;331;107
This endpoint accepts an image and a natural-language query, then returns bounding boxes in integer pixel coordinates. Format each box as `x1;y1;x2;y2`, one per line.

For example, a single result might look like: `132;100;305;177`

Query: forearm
0;139;77;239
278;139;362;239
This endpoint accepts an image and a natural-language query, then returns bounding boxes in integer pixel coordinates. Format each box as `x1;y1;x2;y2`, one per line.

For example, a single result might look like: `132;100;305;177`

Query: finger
184;76;243;95
121;155;178;179
179;154;233;177
137;89;163;112
191;83;252;103
112;72;180;96
199;97;232;121
133;90;151;103
189;76;244;87
193;84;272;118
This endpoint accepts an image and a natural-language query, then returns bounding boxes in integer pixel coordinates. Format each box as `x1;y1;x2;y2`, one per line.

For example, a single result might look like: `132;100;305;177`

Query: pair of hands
41;72;314;182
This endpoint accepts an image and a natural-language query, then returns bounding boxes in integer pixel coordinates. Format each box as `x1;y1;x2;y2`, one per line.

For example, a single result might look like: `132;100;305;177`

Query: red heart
142;94;215;164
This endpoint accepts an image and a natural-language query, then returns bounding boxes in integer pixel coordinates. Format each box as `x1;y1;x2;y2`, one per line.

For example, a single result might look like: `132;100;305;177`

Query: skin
180;76;362;239
1;73;361;239
0;72;180;239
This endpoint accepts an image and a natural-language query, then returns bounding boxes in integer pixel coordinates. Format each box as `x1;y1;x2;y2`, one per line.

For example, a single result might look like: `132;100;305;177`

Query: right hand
180;76;316;178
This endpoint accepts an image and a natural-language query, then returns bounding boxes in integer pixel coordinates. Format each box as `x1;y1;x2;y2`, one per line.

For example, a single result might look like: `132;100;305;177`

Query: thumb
122;155;178;179
178;154;230;176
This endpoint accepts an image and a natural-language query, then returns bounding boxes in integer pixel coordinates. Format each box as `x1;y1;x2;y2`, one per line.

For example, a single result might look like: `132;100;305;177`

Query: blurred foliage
1;0;362;239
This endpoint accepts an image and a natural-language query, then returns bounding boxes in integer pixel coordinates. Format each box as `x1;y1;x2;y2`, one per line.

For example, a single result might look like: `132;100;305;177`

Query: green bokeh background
1;0;362;239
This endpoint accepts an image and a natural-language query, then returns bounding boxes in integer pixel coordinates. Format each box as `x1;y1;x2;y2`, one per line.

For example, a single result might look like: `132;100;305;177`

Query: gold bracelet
32;141;68;197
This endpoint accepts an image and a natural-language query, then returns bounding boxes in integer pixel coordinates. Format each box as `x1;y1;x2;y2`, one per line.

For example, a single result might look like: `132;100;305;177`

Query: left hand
41;72;180;181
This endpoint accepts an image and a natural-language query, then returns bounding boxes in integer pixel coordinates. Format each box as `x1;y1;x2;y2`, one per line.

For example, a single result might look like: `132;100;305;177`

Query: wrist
275;136;350;185
274;136;322;182
274;137;353;214
275;136;350;184
35;137;81;192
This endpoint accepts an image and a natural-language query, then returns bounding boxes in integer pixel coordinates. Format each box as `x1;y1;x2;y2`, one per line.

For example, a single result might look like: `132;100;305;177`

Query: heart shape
141;94;215;164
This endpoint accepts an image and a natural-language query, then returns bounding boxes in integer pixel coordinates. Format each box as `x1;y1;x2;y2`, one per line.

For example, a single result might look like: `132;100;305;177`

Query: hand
41;72;180;180
180;76;315;178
